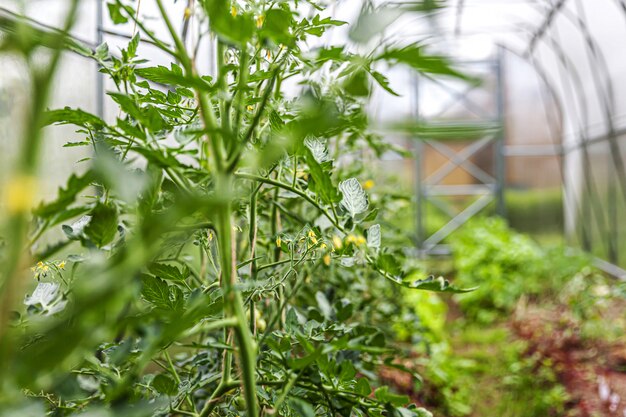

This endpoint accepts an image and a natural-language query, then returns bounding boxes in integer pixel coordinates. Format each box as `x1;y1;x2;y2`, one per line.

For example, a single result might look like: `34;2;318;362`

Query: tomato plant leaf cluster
0;1;473;416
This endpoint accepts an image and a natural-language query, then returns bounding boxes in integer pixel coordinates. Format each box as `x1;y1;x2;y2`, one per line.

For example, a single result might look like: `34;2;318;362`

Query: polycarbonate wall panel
0;1;98;201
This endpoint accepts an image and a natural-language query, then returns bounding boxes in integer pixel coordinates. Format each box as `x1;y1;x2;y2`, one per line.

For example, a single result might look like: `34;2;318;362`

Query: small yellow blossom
208;231;214;241
41;265;49;273
355;236;366;246
37;261;44;268
346;234;357;244
231;5;237;16
332;235;343;250
363;179;375;190
323;254;331;266
58;261;66;269
4;175;38;214
256;15;265;28
276;236;282;247
320;243;327;250
247;105;254;111
184;7;192;19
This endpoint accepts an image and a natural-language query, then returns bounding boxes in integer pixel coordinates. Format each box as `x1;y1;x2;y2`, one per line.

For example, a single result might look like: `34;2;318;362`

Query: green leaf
107;2;129;24
370;70;399;96
43;107;105;129
338;178;368;217
367;224;381;248
377;45;470;81
95;42;109;61
34;171;94;219
304;148;340;205
200;0;254;44
84;202;119;247
287;398;315;417
376;253;402;276
108;93;165;132
349;7;402;44
343;68;370;97
152;373;177;396
304;138;329;163
406;275;476;293
141;275;175;310
148;263;189;282
374;386;409;407
62;215;92;241
135;64;211;90
356;378;372;396
261;9;294;45
128;33;140;57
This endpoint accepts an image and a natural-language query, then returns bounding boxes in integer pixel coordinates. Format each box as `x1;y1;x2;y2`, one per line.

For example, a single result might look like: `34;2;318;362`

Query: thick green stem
248;186;259;334
213;175;258;417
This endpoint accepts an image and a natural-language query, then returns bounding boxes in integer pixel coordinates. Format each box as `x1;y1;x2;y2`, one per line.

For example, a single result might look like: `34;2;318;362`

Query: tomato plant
0;1;471;416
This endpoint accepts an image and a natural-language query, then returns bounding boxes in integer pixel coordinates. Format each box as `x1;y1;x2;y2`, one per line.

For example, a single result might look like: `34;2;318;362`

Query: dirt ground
379;296;626;417
513;300;626;417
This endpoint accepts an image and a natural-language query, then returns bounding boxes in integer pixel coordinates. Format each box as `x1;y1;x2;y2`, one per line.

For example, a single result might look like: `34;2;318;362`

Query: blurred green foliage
0;0;475;416
449;217;591;322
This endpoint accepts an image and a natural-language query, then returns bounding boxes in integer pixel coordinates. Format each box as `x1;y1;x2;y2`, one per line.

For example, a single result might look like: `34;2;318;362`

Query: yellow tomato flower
231;5;237;16
58;261;66;269
356;236;367;246
320;243;327;250
37;261;44;268
346;234;357;244
184;7;192;19
247;105;254;111
276;236;282;247
332;235;343;250
256;15;265;28
323;254;331;266
363;179;375;190
4;175;37;214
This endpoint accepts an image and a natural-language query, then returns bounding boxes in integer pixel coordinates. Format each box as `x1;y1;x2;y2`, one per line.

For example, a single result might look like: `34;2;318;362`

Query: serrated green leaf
304;138;329;163
43;107;105;129
84;202;119;247
148;263;189;282
135;64;211;90
370;70;399;96
34;171;94;219
305;148;340;205
338;178;368;217
141;275;173;310
152;373;177;396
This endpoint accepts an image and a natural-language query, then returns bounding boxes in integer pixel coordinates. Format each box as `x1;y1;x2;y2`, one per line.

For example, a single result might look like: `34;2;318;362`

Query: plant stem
235;172;345;233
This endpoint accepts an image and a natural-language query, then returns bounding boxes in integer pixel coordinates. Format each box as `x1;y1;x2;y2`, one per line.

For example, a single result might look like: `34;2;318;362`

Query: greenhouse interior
1;0;626;416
